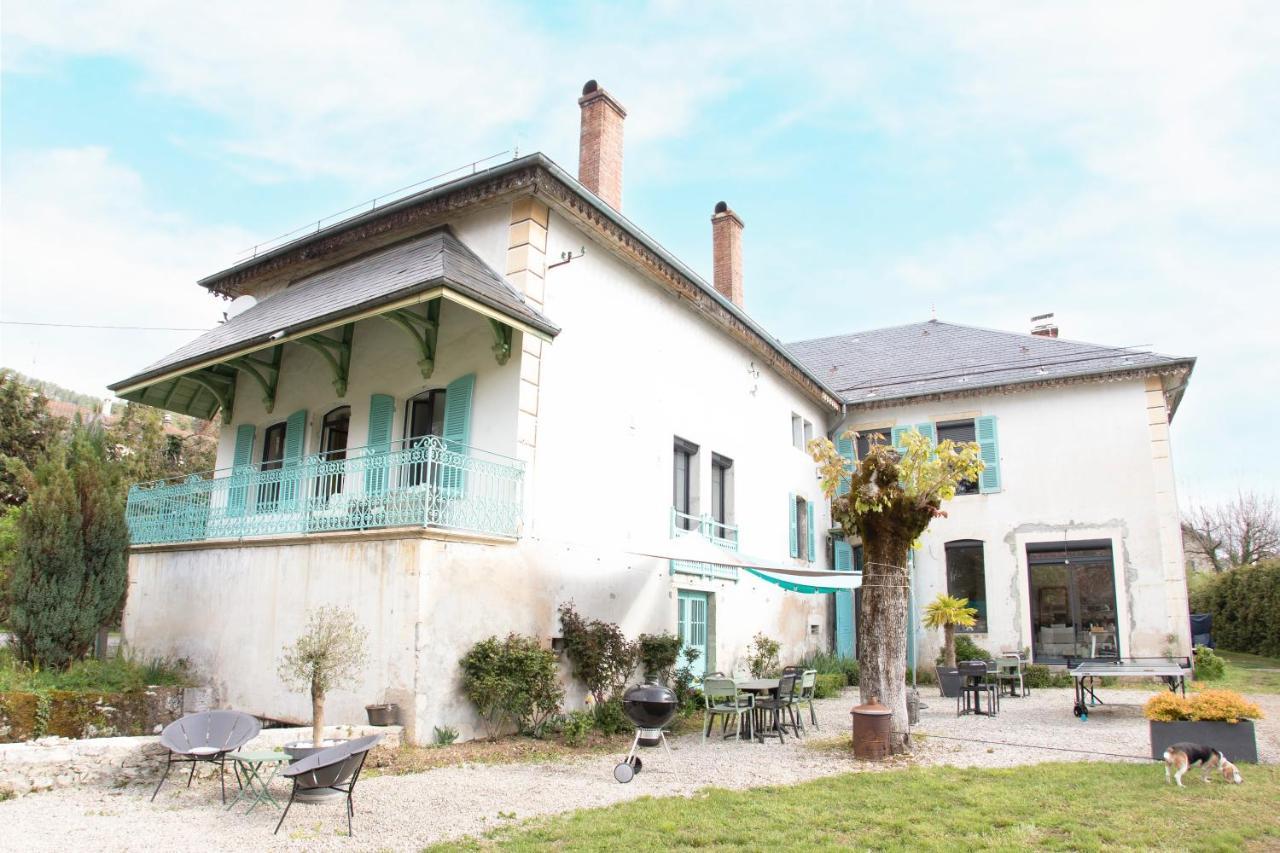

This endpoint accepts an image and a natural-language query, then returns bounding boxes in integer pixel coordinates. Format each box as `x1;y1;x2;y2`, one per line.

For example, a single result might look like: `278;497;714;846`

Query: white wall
837;379;1190;663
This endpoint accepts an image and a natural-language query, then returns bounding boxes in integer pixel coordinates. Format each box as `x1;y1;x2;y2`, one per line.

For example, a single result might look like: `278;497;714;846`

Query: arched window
944;539;987;633
318;406;351;499
258;421;287;507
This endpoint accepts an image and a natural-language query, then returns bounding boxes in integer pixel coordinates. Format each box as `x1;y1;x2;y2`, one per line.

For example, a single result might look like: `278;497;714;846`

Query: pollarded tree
809;429;983;751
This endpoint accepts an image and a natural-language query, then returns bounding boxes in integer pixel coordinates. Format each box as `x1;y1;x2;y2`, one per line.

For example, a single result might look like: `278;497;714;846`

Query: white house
788;319;1195;665
110;82;1195;741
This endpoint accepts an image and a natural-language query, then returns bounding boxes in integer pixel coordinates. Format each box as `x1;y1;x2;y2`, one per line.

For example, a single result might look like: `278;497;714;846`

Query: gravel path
2;687;1275;852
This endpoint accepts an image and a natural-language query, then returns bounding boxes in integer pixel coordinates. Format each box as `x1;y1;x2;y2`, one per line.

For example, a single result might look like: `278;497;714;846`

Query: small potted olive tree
923;593;977;698
279;605;369;775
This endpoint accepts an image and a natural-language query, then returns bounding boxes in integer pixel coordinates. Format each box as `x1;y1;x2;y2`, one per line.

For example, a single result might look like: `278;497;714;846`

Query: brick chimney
577;80;626;210
1031;313;1059;338
711;201;744;307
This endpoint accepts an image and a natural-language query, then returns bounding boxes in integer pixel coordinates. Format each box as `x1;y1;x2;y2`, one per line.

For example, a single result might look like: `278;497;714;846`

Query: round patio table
736;678;780;695
225;750;290;813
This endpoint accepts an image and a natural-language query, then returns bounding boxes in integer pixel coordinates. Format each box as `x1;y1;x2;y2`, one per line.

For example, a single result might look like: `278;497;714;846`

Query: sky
1;1;1277;507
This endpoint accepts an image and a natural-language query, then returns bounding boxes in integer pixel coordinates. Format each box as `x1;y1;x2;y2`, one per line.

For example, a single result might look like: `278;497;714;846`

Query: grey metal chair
275;734;383;837
151;710;261;803
754;674;797;743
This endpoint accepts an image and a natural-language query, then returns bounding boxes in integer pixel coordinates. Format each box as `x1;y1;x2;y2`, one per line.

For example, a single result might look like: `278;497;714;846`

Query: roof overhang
196;154;841;412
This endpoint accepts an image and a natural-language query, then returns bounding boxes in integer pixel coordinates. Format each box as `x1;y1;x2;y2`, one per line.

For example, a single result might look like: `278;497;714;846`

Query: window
258;421;287;507
855;428;893;460
944;540;987;632
803;420;813;447
710;454;733;542
791;414;803;449
317;406;351;499
1028;540;1118;660
405;390;447;486
673;437;699;531
795;495;809;561
936;419;979;495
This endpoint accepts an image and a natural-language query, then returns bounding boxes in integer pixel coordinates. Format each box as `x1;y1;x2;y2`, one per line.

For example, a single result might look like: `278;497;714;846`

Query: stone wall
0;686;186;743
0;724;401;798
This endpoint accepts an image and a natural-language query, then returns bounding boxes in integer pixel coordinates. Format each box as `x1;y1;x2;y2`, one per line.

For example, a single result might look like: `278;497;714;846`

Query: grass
0;646;190;693
1213;650;1280;695
439;762;1280;852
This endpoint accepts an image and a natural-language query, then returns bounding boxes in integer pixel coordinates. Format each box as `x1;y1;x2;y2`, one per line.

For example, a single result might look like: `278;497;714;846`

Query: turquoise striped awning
744;566;862;594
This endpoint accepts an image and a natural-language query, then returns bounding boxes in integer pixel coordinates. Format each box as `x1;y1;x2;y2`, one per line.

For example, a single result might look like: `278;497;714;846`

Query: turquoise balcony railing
126;436;524;545
669;507;740;581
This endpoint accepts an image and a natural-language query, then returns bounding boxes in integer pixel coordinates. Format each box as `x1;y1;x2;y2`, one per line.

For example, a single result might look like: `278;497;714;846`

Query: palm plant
923;593;978;669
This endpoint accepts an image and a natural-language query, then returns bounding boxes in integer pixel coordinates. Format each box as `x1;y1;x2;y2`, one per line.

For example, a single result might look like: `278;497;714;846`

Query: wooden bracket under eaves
296;323;355;397
226;345;283;413
380;298;441;378
186;369;238;424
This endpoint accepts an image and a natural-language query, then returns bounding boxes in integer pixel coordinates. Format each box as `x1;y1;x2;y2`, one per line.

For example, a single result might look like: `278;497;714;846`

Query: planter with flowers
1144;689;1262;762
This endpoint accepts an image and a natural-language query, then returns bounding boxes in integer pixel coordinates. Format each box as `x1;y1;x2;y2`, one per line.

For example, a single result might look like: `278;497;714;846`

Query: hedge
1189;560;1280;657
813;673;846;699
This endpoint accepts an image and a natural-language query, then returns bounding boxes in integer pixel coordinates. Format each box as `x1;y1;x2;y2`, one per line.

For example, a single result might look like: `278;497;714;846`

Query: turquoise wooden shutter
891;425;910;453
976;415;1002;493
834;539;853;570
788;493;798;558
279;410;307;509
835;434;854;496
365;393;395;496
915;422;936;447
440;373;476;493
228;424;255;515
806;500;816;563
835;590;855;658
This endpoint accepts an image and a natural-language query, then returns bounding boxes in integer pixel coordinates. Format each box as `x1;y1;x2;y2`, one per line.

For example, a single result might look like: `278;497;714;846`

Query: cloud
0;147;250;396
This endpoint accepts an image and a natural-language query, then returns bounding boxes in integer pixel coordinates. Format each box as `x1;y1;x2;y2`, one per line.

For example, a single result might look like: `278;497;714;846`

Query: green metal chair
995;654;1027;698
797;669;819;730
702;678;753;742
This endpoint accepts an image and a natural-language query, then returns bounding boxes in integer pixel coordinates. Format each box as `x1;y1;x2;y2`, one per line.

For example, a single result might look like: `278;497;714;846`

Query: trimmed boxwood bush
1189;561;1280;657
1193;646;1226;681
1024;664;1073;689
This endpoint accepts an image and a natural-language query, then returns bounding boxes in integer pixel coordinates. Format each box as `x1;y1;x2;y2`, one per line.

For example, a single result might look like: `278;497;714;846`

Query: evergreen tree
10;423;129;667
0;369;67;507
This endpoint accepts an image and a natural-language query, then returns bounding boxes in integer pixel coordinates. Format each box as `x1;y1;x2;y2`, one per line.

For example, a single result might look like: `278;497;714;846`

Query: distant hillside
2;369;103;410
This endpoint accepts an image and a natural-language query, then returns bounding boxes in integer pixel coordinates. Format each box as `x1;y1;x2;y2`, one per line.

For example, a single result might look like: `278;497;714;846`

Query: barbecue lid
851;696;892;717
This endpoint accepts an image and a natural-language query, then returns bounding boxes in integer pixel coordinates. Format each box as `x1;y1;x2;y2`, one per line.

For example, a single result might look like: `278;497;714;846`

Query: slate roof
111;228;557;391
787;320;1195;408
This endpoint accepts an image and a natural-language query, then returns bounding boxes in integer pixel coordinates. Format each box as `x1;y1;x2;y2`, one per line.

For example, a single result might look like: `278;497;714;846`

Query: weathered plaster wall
839;378;1191;663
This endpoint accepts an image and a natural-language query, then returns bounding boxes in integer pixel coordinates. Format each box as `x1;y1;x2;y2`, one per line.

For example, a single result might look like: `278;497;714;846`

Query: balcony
125;436;524;545
669;508;740;581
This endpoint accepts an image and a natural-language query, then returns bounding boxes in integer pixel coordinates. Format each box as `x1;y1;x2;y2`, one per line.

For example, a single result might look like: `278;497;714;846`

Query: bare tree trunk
311;686;325;748
943;624;956;669
95;626;110;661
858;535;911;752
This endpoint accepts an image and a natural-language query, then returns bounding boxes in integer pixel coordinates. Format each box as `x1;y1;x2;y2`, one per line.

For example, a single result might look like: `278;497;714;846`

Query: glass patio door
1028;541;1119;661
677;590;710;678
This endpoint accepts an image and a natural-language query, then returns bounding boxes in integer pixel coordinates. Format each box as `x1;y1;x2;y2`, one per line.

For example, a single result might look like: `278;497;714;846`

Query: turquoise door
834;541;858;658
677;591;710;678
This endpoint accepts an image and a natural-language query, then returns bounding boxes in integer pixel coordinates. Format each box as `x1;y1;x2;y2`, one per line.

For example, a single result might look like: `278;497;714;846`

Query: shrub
801;651;859;686
460;633;564;741
672;647;703;713
637;632;682;684
938;635;992;667
906;666;936;686
813;673;845;699
1144;689;1264;723
432;725;459;746
558;603;637;704
1023;665;1073;689
561;709;594;745
1193;646;1226;681
592;697;629;735
1190;560;1280;657
747;633;781;678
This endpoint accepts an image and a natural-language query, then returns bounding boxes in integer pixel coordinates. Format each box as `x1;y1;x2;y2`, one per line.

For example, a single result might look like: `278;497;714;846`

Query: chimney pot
577;81;626;210
1030;313;1059;338
711;202;745;308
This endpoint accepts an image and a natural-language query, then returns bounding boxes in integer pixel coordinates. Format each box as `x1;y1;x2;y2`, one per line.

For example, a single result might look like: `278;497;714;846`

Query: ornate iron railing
126;436;524;545
669;507;740;580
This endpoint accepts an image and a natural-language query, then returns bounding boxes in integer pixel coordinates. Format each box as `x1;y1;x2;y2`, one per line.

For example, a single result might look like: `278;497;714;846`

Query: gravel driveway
2;687;1274;852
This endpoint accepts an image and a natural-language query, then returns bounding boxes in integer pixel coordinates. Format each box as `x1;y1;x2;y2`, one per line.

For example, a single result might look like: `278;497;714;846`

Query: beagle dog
1163;742;1243;787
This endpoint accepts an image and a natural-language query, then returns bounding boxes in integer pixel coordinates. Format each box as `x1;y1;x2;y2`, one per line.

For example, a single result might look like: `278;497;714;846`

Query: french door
677;590;710;678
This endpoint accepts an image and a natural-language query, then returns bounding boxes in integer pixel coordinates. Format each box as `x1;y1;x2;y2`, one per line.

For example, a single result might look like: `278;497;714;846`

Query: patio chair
797;669;820;729
702;678;753;742
754;673;797;744
995;654;1028;698
956;660;998;717
151;709;261;803
275;734;383;837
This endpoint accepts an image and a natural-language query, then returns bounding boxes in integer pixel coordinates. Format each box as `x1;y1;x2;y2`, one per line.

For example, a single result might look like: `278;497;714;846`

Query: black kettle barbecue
613;679;678;783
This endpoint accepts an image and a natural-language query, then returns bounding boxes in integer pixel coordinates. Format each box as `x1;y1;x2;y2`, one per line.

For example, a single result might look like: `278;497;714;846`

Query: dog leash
893;730;1154;762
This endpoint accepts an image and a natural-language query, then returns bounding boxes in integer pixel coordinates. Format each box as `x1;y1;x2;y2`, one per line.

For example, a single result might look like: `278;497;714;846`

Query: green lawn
439;763;1280;852
1214;650;1280;694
